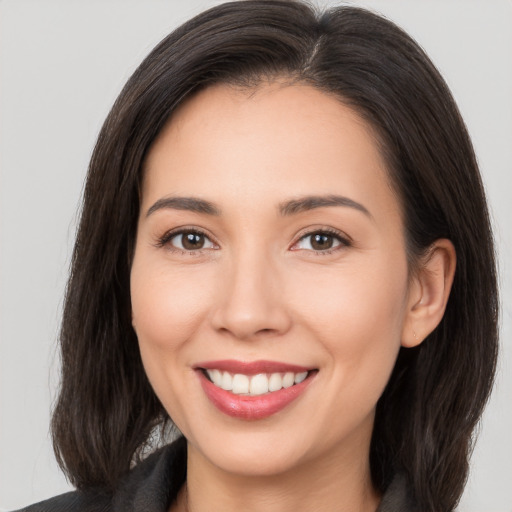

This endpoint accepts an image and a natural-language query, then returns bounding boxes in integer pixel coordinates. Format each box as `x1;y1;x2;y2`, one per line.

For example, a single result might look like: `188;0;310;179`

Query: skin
130;82;455;512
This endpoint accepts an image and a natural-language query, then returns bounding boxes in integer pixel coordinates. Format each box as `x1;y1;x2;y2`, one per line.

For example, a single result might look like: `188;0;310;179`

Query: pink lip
194;360;317;421
194;359;312;375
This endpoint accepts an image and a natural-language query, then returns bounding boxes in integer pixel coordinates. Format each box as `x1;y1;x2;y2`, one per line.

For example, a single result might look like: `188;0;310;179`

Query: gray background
1;0;511;510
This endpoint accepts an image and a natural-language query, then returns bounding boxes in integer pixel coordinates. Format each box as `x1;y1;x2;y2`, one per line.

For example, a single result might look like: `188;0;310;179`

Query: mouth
201;368;312;396
194;360;318;420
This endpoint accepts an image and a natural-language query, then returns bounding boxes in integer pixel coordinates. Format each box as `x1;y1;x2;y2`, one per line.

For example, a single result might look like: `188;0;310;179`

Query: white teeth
208;369;222;387
282;372;295;388
221;371;233;391
249;373;269;395
268;372;283;392
232;374;250;394
205;369;310;396
294;371;308;384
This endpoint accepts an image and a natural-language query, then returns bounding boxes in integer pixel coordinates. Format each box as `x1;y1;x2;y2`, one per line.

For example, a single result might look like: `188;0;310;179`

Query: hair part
51;2;498;510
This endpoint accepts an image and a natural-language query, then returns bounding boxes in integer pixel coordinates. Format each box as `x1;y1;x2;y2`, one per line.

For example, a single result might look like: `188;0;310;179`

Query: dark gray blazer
15;436;418;511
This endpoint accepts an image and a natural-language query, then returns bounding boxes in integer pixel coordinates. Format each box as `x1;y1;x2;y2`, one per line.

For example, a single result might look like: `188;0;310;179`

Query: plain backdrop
1;0;511;510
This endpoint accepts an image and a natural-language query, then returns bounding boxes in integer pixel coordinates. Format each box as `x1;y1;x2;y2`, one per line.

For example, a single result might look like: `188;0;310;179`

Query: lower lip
197;370;316;420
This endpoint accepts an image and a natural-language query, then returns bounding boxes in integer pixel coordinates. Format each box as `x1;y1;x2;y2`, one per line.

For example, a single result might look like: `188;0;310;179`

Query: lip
194;360;317;421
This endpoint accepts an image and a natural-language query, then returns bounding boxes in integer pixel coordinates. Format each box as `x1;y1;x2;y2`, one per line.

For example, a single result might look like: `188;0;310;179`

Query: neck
172;437;380;512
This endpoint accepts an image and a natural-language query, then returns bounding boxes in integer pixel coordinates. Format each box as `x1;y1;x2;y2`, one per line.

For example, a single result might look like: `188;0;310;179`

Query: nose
210;250;292;341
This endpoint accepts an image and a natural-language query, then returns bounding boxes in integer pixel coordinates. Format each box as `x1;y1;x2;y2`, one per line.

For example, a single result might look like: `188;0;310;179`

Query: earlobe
402;239;456;348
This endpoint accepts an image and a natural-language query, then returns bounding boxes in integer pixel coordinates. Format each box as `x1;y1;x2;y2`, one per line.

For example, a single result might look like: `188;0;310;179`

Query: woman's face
130;82;415;477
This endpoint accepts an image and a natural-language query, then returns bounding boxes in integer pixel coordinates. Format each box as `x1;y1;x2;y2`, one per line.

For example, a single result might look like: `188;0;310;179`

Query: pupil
312;233;332;250
182;233;204;250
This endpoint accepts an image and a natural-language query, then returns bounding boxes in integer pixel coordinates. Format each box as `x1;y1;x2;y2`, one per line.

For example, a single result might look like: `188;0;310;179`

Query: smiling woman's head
51;2;498;511
131;82;454;508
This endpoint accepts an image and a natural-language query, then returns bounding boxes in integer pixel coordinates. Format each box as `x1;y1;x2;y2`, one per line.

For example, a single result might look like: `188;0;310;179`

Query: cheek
289;257;408;392
130;255;221;431
293;258;406;335
130;258;215;370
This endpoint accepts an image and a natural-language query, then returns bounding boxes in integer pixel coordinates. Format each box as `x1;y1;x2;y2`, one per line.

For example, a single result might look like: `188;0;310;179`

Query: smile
204;369;309;396
195;360;317;420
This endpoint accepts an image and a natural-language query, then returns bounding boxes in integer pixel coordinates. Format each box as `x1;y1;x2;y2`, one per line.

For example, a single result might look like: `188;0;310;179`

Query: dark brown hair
51;2;498;511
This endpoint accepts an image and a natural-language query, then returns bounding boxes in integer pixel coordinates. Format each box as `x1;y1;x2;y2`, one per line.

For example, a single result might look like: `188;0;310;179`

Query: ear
401;239;456;348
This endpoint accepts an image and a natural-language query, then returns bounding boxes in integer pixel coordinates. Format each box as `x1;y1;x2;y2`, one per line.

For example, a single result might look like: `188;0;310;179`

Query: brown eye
311;233;334;250
182;232;205;250
294;230;348;253
167;231;215;251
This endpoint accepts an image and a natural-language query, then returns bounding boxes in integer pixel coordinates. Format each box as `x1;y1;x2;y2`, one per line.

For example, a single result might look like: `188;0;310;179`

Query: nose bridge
211;241;291;340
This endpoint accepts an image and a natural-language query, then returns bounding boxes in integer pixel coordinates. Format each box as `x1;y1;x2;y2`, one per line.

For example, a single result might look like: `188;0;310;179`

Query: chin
195;435;311;477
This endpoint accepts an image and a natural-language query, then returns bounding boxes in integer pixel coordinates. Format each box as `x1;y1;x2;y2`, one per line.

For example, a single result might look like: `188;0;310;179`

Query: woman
16;1;498;511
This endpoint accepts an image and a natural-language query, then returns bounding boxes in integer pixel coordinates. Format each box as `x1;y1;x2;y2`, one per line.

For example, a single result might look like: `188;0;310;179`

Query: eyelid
156;226;219;253
155;225;351;255
290;226;352;253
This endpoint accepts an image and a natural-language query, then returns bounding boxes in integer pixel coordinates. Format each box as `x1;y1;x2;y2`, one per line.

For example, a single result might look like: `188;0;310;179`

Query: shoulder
11;490;111;512
13;436;187;512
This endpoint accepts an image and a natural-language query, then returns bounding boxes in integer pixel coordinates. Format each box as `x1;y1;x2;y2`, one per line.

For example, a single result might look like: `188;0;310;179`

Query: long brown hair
51;2;498;510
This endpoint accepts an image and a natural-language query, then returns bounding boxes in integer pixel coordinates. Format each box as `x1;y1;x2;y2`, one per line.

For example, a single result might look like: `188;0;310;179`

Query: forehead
142;82;398;223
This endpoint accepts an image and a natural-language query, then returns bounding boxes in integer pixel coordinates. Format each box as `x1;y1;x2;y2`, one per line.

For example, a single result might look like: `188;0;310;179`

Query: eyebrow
146;196;221;217
278;195;372;218
146;194;372;219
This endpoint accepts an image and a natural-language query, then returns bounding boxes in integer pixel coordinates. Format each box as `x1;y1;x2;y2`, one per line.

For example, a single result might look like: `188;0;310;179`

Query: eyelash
292;227;352;256
156;227;351;256
156;227;216;256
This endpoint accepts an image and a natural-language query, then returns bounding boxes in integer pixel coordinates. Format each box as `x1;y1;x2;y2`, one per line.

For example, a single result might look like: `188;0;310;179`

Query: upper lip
194;359;314;375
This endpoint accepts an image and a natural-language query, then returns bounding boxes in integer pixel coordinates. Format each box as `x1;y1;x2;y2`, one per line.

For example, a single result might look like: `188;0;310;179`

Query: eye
293;230;350;253
160;229;216;252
